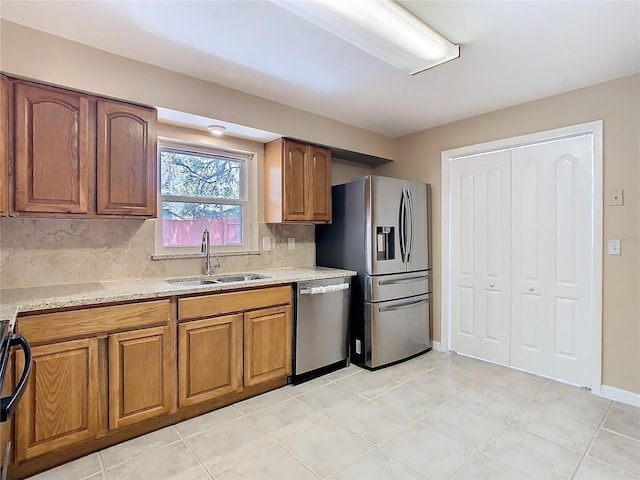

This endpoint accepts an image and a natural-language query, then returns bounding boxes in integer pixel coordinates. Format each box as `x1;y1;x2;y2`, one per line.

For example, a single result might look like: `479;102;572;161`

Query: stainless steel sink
166;278;220;287
214;274;271;283
166;273;271;287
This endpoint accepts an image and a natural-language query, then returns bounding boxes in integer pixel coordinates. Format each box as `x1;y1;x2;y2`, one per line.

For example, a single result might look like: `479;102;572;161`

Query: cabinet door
15;339;99;461
0;75;8;216
14;82;90;213
178;314;243;408
97;100;156;216
282;140;309;221
244;305;291;387
109;326;171;429
310;146;331;222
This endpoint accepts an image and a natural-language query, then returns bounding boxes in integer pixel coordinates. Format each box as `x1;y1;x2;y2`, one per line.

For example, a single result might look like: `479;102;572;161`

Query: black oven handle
0;334;32;423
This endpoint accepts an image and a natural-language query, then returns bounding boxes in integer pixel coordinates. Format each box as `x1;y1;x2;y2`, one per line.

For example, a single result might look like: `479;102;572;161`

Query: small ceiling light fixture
273;0;459;75
207;125;226;136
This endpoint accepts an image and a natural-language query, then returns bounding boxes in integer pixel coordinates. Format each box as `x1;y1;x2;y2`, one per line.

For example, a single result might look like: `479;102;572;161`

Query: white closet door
450;151;511;365
511;135;594;386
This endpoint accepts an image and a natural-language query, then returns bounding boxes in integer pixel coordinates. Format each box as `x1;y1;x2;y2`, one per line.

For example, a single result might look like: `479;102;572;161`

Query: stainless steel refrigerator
316;175;432;369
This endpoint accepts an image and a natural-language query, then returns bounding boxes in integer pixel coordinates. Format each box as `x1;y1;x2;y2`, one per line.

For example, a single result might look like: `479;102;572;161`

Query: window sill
151;251;261;261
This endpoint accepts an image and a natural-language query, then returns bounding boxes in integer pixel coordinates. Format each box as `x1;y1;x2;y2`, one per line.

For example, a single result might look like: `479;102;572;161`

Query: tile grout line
568;400;614;479
175;423;227;480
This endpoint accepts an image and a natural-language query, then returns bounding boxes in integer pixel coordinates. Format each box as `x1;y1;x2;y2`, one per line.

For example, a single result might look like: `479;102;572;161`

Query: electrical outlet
262;237;271;251
607;239;621;255
288;237;295;250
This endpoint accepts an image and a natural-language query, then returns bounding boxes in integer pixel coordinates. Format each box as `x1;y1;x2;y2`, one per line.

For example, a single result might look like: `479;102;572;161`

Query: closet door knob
489;282;495;288
528;286;535;292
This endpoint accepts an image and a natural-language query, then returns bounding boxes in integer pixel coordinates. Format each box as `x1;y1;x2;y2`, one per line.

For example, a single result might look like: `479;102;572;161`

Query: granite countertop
0;266;357;326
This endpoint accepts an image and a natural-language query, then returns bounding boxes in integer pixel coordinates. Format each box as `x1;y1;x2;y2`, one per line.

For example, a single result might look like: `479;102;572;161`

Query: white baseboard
432;341;444;352
599;385;640;407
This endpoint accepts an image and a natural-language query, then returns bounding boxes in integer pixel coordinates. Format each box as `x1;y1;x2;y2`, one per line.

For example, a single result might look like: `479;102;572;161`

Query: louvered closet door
450;150;512;365
511;135;594;386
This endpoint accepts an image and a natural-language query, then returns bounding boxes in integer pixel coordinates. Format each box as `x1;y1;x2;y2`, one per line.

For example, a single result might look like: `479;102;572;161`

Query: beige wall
331;158;373;186
0;20;396;160
378;74;640;394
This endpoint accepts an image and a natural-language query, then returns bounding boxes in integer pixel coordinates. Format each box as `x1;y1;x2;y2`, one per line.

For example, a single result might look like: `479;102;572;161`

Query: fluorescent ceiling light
273;0;460;75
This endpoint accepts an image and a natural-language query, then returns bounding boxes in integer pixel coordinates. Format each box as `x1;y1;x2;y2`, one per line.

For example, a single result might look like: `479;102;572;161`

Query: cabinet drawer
178;286;291;321
18;300;171;344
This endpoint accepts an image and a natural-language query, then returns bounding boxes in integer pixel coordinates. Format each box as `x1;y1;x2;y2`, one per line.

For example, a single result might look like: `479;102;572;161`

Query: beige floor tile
476;371;546;403
233;386;291;415
534;382;611;425
100;426;181;469
215;444;316;480
378;360;427;383
410;350;450;369
336;370;400;399
434;356;496;383
604;402;640;441
105;441;208;480
28;453;102;480
482;426;581;479
296;383;366;417
322;364;363;382
381;422;475;479
423;402;503;447
285;375;332;396
451;452;533;480
573;457;639;480
375;384;444;419
509;400;598;452
407;370;470;398
185;417;273;474
329;450;423;480
247;397;327;437
333;399;415;445
588;429;640;477
278;421;373;478
83;473;106;480
175;404;240;438
453;386;525;422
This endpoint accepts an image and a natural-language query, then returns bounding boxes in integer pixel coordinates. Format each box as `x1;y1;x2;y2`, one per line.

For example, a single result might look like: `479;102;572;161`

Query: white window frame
155;138;258;255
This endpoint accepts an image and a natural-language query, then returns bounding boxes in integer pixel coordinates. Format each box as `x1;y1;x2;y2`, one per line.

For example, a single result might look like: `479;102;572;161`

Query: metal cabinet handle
1;334;32;423
378;298;428;313
378;275;428;286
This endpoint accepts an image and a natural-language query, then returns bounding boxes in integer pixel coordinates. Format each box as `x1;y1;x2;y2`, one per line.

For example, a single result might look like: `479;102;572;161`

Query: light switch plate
607;239;621;255
262;237;271;251
288;237;295;250
610;189;624;206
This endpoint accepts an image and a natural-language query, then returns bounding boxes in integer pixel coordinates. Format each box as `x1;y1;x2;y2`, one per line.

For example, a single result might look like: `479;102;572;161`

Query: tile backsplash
0;218;315;289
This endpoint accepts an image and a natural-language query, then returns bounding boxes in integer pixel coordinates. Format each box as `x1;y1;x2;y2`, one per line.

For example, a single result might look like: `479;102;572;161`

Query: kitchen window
156;141;257;255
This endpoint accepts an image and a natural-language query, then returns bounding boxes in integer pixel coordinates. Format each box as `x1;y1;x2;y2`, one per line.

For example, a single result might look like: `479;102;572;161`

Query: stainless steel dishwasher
292;277;351;383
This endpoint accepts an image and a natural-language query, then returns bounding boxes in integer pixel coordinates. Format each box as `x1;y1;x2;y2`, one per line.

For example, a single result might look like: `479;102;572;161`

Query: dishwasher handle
299;283;350;295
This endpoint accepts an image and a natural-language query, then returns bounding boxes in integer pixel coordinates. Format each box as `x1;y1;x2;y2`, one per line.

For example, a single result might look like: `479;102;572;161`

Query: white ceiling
1;1;639;138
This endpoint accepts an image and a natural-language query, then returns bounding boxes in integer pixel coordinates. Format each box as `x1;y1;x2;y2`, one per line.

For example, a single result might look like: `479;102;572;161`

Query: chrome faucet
201;228;220;276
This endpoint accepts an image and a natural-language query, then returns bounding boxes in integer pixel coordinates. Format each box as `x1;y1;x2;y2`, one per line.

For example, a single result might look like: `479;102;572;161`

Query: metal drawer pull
300;283;350;295
378;298;428;312
378;275;428;286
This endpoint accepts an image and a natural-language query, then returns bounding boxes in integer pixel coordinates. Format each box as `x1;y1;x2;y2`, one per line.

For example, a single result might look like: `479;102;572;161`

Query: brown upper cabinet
9;79;157;218
264;138;332;223
97;100;156;216
0;75;9;216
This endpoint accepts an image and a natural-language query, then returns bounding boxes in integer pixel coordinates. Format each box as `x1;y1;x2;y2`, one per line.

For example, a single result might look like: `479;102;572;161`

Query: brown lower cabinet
15;338;99;462
178;314;243;408
8;285;292;478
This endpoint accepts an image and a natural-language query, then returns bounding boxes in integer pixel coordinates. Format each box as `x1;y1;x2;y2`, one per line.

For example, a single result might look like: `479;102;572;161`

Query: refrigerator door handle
399;189;406;262
378;297;429;313
406;188;414;263
378;274;428;286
